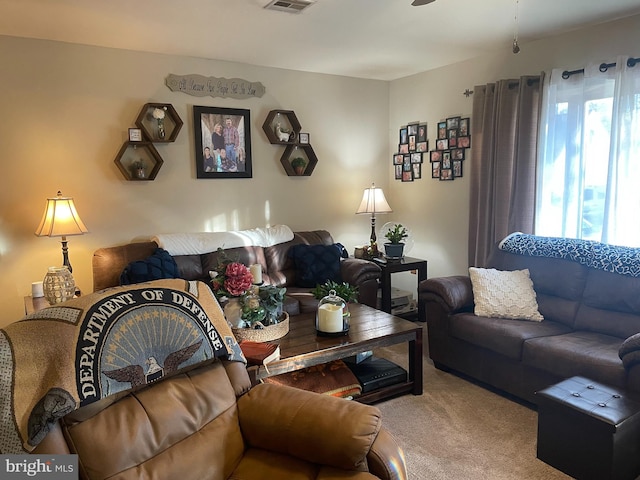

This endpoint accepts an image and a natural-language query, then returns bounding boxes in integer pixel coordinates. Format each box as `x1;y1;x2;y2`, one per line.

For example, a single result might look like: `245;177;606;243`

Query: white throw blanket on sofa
153;225;295;256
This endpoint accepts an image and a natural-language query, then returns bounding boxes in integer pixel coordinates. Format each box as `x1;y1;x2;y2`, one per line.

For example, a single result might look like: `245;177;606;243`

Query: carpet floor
373;323;571;480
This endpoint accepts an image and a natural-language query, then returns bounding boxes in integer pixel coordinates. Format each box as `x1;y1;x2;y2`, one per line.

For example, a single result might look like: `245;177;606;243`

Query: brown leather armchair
35;359;407;480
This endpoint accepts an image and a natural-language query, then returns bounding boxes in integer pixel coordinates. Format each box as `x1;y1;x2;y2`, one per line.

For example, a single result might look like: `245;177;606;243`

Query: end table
24;295;50;315
377;256;428;321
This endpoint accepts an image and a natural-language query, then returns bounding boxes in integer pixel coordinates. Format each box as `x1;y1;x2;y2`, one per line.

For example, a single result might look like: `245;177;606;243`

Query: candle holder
316;289;350;337
42;266;75;305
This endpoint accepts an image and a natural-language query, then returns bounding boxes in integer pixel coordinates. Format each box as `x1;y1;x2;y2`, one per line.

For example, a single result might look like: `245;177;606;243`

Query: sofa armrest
341;258;381;286
237;383;404;475
619;333;640;369
418;275;474;313
367;427;408;480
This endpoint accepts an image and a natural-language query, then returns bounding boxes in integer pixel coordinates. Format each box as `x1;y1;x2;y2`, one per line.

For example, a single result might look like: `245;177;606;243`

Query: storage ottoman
536;376;640;480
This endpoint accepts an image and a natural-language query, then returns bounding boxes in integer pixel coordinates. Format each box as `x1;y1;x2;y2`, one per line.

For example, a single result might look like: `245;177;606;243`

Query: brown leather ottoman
536;376;640;480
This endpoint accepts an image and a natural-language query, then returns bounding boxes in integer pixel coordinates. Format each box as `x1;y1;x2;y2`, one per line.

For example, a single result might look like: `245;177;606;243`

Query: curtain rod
462;77;540;96
562;57;640;79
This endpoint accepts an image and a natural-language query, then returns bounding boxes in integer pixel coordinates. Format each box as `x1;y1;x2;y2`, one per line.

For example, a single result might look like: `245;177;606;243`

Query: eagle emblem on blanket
102;339;203;387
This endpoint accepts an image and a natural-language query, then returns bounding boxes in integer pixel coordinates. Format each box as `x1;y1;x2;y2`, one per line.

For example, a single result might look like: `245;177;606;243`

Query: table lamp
356;183;392;250
35;190;88;273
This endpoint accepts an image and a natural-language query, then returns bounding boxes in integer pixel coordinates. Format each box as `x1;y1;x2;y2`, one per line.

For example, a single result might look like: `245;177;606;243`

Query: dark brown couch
92;230;381;312
419;244;640;404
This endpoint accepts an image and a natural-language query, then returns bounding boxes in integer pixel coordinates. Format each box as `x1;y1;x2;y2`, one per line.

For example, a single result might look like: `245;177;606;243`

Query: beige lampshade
35;191;88;238
35;191;88;274
356;183;393;215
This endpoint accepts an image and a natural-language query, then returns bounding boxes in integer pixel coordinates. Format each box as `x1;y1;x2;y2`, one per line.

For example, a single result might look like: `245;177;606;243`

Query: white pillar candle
317;304;343;333
250;264;262;284
32;281;44;298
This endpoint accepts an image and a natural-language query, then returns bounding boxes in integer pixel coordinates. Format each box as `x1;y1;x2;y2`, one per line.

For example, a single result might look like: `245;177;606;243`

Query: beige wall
0;35;389;326
1;14;639;326
387;14;640;293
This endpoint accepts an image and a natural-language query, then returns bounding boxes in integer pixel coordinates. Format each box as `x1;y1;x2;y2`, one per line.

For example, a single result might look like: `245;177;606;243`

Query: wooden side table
24;295;50;315
377;256;428;321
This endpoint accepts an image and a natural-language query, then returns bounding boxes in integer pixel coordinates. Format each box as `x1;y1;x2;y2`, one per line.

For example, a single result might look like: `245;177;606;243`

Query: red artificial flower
223;262;253;297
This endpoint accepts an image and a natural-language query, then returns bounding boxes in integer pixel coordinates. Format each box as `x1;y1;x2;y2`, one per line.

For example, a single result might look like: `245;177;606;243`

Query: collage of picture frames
393;116;471;182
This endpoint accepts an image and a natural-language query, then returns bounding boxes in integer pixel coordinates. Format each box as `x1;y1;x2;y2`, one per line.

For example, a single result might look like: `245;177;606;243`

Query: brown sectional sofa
419;240;640;404
93;229;381;312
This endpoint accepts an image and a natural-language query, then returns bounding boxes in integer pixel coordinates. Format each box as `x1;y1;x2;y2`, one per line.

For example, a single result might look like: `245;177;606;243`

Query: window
536;57;640;247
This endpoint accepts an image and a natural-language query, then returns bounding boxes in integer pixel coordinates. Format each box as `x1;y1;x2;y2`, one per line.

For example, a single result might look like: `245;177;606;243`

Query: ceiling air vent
264;0;315;14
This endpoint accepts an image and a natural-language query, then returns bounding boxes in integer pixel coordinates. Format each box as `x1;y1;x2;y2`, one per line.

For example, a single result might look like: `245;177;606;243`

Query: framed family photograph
193;106;252;179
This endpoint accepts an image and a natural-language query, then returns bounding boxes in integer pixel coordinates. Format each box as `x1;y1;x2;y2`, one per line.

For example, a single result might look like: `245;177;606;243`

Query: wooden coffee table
247;303;423;404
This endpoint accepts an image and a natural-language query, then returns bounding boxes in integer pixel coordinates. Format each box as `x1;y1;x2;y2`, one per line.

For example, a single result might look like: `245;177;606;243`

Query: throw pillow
120;248;179;285
289;243;344;288
469;267;543;321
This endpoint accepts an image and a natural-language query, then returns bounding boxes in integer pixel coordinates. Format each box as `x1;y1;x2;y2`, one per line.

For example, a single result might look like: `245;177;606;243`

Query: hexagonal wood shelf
262;110;301;144
114;141;164;181
135;103;183;143
281;144;318;176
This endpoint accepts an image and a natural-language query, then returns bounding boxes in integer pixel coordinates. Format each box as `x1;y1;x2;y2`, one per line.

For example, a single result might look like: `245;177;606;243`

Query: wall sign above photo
429;116;471;181
393;122;427;182
166;73;266;99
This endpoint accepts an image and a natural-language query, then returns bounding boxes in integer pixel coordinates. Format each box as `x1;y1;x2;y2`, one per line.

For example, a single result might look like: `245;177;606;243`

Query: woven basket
232;313;289;342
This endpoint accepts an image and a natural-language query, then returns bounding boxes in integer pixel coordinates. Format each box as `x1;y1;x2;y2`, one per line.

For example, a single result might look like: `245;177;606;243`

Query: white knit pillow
469;267;543;321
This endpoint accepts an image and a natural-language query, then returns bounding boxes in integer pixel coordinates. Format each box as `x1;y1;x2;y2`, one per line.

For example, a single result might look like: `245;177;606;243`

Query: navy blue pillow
120;248;179;285
289;243;346;288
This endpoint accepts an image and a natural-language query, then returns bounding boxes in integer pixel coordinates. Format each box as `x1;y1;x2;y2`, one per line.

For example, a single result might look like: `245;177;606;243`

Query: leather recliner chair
34;358;407;480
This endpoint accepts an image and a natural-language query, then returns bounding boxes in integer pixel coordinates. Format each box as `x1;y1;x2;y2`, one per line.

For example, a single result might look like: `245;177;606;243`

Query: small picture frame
436;139;449;151
453;160;463;177
459;117;470;136
410;152;422;164
407;123;419;136
402;170;414;182
417;124;427;143
431;161;441;178
399;127;408;144
442;151;451;169
412;163;422;179
298;132;310;144
393;154;404;165
440;168;454;181
451;148;465;160
458;136;471;148
446;116;460;130
416;141;428;152
437;122;447;139
395;164;403;180
128;128;143;142
399;143;409;154
430;150;442;162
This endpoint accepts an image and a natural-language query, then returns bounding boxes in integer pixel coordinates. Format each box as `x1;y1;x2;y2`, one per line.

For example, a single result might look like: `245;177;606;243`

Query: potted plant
131;159;146;179
257;284;287;325
291;157;307;175
383;223;408;259
312;280;359;303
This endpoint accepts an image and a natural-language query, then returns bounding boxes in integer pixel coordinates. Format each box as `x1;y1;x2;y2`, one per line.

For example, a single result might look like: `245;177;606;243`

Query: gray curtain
468;75;542;267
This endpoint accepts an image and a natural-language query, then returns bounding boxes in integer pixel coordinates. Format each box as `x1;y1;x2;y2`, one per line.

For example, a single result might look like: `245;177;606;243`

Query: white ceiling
2;0;640;81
